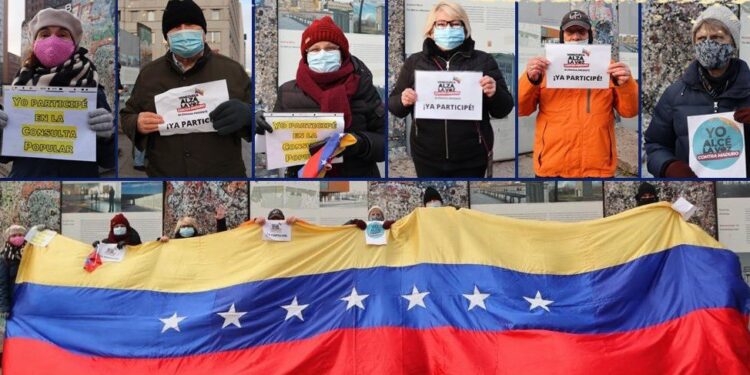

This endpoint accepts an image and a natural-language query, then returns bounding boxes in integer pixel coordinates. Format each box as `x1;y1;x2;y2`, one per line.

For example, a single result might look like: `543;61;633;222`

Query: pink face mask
34;35;75;68
8;236;25;247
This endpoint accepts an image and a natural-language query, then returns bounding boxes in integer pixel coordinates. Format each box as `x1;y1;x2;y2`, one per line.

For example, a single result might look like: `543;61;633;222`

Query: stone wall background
0;182;62;234
163;182;250;236
603;181;717;237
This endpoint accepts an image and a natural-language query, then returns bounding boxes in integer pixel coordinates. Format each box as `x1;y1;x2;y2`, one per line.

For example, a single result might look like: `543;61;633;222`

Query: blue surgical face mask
113;227;127;236
168;29;204;58
307;50;341;73
179;226;195;238
433;27;465;50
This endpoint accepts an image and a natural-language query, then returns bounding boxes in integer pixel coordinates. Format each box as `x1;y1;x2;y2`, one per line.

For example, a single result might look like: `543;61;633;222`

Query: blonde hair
423;1;472;39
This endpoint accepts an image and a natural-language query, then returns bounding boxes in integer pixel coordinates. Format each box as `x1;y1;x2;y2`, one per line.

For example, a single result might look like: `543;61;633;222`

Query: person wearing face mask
519;10;638;178
345;206;396;230
159;206;228;242
646;5;750;178
0;8;115;178
95;213;142;249
252;209;300;226
120;0;252;177
256;16;385;178
388;1;514;178
0;225;27;319
423;187;444;208
635;182;659;207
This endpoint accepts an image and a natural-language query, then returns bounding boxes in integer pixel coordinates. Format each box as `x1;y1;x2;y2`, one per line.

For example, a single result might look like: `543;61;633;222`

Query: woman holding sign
0;8;115;178
263;16;385;178
388;1;514;178
646;5;750;178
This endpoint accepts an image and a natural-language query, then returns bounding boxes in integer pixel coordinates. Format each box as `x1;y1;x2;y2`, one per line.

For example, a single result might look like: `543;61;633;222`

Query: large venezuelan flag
3;203;750;374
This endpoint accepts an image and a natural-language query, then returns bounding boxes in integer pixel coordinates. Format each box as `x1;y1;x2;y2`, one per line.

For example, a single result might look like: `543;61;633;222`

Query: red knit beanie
110;213;130;230
300;16;349;60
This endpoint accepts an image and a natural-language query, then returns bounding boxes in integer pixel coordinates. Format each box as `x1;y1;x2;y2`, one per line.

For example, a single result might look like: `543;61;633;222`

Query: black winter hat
162;0;207;39
635;182;658;201
423;187;443;206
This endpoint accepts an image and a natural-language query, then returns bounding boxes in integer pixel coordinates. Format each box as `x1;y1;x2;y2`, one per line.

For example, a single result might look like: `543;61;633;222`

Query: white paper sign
24;227;57;247
545;44;611;89
671;197;697;221
687;112;747;178
2;86;97;161
262;220;292;242
263;113;345;170
414;70;483;121
155;79;229;136
96;243;126;263
365;221;387;246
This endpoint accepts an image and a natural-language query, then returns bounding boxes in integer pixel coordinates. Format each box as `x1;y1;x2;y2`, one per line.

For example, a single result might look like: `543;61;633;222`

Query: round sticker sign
366;222;385;239
692;117;744;170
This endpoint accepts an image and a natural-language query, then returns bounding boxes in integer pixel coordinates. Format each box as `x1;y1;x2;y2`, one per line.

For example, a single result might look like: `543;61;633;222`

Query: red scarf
295;57;360;129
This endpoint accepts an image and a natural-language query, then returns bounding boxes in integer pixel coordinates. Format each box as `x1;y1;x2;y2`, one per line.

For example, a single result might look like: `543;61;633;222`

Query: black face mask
636;197;658;206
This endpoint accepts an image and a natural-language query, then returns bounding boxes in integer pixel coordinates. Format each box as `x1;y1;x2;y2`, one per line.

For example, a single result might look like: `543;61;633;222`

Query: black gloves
210;99;252;136
255;110;274;135
91;240;100;248
117;241;127;249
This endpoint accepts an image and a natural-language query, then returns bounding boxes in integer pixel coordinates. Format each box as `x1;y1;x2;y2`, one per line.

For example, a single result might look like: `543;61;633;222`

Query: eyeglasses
434;20;463;30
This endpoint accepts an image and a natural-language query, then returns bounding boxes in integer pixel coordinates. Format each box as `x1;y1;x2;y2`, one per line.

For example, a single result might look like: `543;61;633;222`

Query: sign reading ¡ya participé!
155;79;229;136
544;44;611;89
687;112;746;178
2;86;97;161
263;113;345;170
414;70;483;121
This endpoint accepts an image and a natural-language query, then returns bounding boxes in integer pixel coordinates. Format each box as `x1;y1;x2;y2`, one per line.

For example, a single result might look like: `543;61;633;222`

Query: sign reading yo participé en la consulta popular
2;85;97;161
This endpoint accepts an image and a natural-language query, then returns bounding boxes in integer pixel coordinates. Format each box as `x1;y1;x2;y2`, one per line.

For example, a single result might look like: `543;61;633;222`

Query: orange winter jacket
518;70;639;177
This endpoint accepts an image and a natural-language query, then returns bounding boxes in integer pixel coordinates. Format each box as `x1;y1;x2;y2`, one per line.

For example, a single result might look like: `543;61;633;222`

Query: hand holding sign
137;112;164;134
607;62;631;86
526;56;551;83
401;88;418;107
479;76;496;97
155;79;229;136
545;44;611;89
414;70;483;121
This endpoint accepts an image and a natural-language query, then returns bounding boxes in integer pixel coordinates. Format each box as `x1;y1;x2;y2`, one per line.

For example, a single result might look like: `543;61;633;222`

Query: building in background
118;0;245;66
3;52;19;84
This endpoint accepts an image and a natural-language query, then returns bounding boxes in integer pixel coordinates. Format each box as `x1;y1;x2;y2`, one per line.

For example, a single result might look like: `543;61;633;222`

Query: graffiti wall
164;182;250;237
0;182;62;234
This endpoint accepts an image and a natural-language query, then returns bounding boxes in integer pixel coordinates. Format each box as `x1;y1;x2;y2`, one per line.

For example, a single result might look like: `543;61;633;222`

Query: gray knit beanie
692;5;741;48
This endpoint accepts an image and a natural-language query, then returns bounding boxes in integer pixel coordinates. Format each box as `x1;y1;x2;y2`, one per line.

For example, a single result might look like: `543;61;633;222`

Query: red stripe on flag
4;308;749;375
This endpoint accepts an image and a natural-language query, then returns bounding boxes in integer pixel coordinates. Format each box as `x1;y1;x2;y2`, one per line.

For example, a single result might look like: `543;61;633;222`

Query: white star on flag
159;312;186;333
217;303;247;329
402;285;430;310
462;285;490;311
282;296;310;321
524;291;554;312
340;287;369;310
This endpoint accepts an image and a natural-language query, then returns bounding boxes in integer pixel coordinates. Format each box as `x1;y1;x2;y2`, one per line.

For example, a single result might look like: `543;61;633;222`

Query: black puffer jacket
273;56;385;178
389;38;514;172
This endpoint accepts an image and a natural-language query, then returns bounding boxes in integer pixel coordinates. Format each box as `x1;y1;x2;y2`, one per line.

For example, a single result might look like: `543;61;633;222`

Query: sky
8;1;253;70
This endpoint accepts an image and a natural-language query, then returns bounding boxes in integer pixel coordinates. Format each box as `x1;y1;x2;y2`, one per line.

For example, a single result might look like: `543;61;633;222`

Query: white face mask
566;40;588;45
425;201;442;208
113;227;127;236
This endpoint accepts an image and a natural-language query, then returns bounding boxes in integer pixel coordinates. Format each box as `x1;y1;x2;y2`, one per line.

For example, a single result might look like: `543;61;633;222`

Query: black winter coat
388;38;514;172
645;59;750;177
273;56;385;178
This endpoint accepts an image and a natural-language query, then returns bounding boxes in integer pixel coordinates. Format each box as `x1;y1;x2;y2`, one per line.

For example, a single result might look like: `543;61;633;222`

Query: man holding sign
120;0;252;177
518;10;638;178
646;5;750;178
